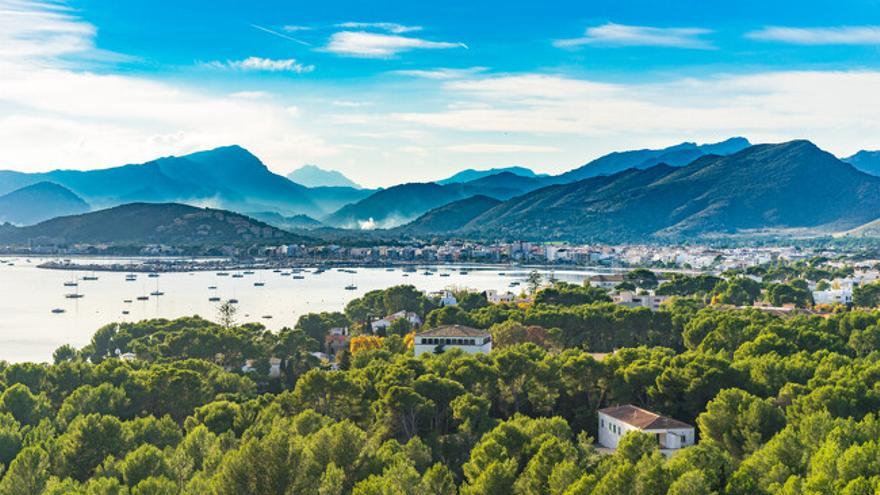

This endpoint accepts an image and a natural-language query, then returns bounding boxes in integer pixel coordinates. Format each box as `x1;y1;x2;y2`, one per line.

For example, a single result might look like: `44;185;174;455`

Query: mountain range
287;165;362;188
4;137;880;244
323;173;545;228
0;203;306;246
0;146;369;222
320;137;752;228
449;140;880;242
550;137;751;184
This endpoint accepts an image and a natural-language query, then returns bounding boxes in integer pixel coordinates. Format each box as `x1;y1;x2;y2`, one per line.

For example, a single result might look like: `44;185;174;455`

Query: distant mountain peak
554;137;752;183
287;165;361;188
438;166;544;185
844;149;880;177
0;181;89;226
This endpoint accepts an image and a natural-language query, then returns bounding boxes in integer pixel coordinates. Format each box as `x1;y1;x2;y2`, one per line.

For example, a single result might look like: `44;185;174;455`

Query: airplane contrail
251;24;312;46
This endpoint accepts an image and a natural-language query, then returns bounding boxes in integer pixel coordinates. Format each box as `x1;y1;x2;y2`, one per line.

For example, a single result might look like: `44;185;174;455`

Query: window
600;419;604;429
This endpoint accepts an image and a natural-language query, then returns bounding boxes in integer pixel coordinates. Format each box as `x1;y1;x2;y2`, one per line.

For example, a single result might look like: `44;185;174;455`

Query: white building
438;290;458;307
588;274;625;290
812;287;853;306
485;289;515;304
371;310;422;333
598;404;695;451
613;291;670;311
414;325;492;357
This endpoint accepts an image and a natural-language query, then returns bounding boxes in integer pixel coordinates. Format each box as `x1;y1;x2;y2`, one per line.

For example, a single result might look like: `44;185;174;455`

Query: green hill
0;203;308;246
399;195;502;235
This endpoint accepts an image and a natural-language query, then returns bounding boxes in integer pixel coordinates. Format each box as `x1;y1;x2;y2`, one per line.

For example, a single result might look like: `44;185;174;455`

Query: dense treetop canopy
2;268;880;494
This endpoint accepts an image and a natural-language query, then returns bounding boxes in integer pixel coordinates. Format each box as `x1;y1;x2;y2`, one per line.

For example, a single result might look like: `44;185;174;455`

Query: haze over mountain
551;137;751;183
287;165;361;188
398;195;502;235
438;166;544;184
454;140;880;242
247;211;324;231
0;182;90;226
324;173;546;229
844;151;880;177
0;203;306;246
0;146;364;219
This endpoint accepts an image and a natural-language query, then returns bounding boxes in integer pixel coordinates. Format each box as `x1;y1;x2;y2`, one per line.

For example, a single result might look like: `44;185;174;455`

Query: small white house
485;289;515;304
371;310;422;333
439;290;458;307
588;274;626;290
414;325;492;357
613;291;669;311
598;404;695;451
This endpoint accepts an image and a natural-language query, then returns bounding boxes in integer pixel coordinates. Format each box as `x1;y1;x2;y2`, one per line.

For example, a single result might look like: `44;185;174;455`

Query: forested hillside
3;270;880;494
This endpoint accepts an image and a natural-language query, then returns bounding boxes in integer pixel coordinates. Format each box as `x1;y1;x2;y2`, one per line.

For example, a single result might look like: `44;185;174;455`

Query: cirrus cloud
336;22;422;34
324;31;466;58
555;22;714;49
207;56;315;73
747;25;880;45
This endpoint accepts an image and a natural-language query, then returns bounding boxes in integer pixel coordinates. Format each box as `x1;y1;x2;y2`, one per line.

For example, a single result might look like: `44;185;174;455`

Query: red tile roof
599;404;692;430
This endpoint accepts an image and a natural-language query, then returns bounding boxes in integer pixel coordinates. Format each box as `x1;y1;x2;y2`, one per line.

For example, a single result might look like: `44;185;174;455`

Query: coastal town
8;239;860;272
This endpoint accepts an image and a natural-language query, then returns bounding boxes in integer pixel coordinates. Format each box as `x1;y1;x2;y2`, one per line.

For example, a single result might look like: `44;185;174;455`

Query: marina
0;256;604;362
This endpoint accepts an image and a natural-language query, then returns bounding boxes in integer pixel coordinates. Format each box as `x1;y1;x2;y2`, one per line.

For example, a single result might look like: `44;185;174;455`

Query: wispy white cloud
0;1;335;174
394;67;488;80
555;22;714;49
389;71;880;157
207;56;314;73
336;22;422;34
747;25;880;45
229;90;270;99
332;99;371;107
282;25;312;32
447;143;559;153
324;31;465;58
0;0;129;65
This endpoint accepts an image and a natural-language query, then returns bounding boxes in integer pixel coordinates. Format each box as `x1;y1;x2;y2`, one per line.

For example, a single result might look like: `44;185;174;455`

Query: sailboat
208;285;220;302
137;283;150;301
150;277;164;297
64;284;83;299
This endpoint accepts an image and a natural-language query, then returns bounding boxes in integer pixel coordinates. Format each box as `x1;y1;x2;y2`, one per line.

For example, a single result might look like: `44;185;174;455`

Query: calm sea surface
0;257;602;362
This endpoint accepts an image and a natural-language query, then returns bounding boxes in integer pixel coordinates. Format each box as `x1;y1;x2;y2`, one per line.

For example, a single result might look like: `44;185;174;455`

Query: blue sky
2;0;880;187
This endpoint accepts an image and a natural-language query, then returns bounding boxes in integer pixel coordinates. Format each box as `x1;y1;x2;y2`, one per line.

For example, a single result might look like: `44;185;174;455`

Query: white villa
812;287;853;306
414;325;492;357
598;404;695;451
